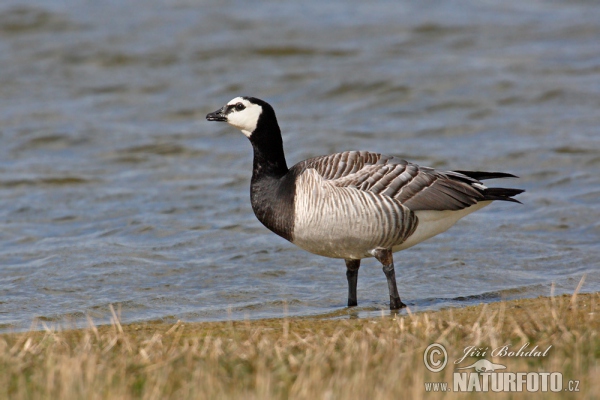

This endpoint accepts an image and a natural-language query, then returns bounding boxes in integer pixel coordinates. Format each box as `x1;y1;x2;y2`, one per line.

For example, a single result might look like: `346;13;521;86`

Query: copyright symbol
424;343;447;372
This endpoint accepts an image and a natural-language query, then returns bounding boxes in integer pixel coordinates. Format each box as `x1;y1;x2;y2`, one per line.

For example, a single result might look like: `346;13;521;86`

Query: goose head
206;96;277;139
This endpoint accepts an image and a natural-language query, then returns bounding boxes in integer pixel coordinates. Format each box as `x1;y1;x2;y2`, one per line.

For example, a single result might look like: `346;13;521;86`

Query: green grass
1;292;598;399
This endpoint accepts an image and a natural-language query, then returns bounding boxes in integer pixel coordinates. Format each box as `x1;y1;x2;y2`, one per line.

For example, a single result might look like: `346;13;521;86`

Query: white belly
392;201;491;252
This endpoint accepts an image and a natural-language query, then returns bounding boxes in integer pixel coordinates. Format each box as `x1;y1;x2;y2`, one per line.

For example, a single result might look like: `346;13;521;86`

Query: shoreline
1;292;598;399
4;287;592;335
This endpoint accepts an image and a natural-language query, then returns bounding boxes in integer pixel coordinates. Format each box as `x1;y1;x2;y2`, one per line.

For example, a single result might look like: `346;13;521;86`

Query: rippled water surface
1;0;599;331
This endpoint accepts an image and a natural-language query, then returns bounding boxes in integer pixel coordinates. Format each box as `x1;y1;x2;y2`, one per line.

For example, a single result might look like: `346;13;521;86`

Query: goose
206;96;524;310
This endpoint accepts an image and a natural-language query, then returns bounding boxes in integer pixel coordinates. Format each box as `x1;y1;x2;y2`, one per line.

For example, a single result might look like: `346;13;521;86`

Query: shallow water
0;0;599;331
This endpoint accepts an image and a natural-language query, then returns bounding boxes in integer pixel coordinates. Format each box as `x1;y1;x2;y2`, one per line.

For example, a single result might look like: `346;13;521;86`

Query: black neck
247;107;295;242
251;135;288;182
249;104;289;182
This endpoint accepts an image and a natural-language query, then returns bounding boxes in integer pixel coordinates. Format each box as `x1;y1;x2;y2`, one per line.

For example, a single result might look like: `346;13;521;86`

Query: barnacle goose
206;97;524;310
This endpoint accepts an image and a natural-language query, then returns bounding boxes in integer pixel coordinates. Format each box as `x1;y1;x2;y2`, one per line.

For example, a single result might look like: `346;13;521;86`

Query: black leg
345;259;361;307
372;248;406;310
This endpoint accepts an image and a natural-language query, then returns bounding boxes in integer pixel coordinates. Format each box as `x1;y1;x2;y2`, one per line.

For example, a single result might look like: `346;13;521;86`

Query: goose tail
449;170;525;204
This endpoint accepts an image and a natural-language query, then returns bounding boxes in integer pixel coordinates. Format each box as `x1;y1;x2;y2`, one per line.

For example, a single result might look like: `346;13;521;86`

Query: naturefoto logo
456;359;506;372
423;343;581;393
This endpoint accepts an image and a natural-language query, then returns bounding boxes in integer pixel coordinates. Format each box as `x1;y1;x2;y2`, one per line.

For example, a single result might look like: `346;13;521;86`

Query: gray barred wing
295;151;485;212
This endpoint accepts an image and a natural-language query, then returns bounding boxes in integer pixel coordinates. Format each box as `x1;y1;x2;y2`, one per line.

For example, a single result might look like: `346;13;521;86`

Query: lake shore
1;292;598;399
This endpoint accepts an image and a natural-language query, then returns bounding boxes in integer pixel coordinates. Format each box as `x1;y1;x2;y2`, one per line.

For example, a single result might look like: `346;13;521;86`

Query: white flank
292;167;493;259
292;169;416;260
392;201;492;252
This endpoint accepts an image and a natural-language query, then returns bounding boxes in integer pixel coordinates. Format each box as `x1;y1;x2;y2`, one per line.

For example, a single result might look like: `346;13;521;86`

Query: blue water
0;0;599;331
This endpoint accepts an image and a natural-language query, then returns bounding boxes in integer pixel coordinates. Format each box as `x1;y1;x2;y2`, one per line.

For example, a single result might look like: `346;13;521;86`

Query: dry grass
0;291;598;399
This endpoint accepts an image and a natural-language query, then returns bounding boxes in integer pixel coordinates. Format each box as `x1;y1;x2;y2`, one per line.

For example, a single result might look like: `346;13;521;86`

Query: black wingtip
491;197;523;204
453;170;519;180
483;187;525;203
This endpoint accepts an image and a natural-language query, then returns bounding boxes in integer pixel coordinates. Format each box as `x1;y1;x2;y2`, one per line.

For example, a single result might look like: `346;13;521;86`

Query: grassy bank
1;292;598;399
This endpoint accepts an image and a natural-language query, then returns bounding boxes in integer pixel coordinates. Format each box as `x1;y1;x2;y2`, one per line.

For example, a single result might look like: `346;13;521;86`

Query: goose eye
235;103;245;111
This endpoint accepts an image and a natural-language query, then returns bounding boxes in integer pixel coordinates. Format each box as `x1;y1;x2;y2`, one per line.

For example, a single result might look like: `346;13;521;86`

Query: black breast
250;170;298;242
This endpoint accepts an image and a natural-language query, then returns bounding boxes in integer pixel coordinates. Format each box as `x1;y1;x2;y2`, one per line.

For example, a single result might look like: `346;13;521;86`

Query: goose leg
373;248;406;310
345;259;361;307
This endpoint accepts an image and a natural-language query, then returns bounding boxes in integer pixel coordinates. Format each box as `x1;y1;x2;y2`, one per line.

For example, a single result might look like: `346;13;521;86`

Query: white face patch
224;97;262;138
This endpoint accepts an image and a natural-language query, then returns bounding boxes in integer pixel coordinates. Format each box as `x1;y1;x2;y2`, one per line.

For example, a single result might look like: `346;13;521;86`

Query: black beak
206;108;227;122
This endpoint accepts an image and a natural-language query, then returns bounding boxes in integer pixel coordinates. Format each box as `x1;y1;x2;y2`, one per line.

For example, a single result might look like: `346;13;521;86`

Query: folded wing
295;151;522;212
